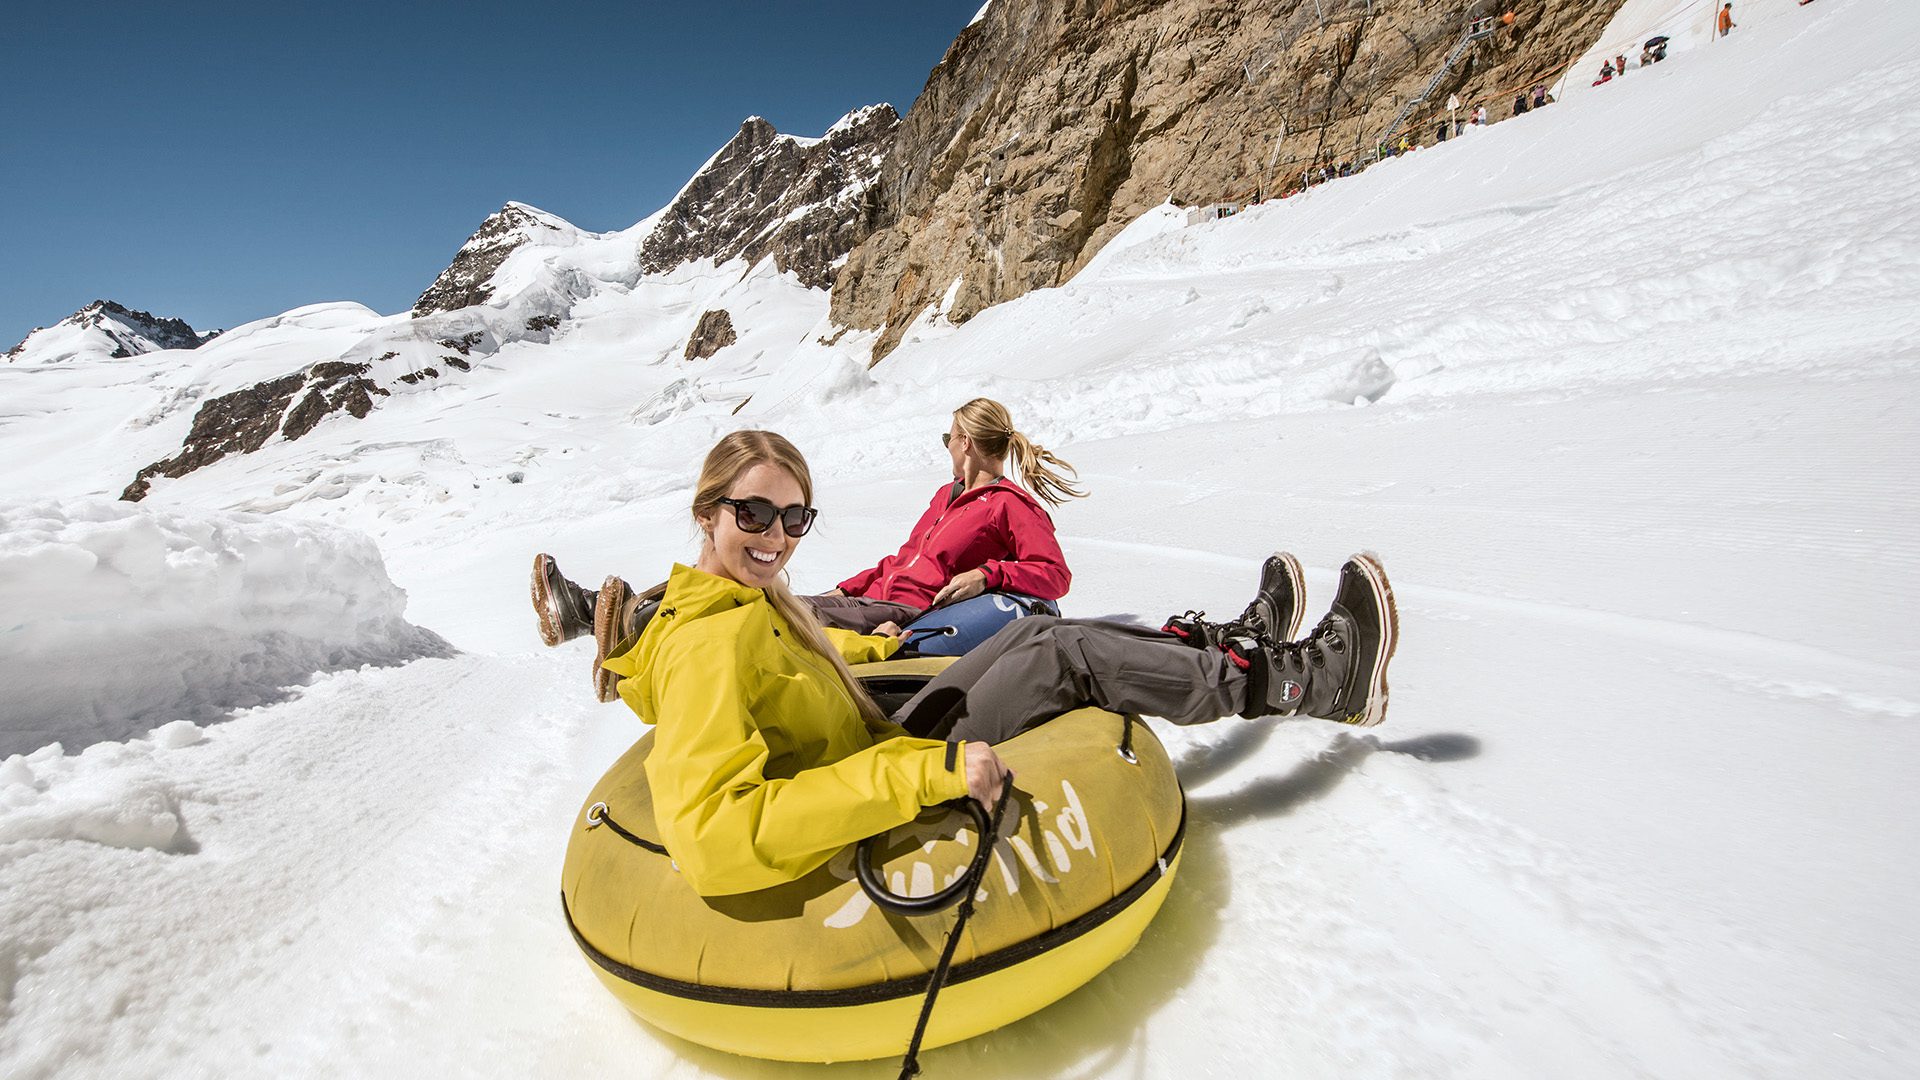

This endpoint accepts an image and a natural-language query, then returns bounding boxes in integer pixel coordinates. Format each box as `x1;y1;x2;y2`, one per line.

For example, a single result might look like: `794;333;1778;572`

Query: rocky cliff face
831;0;1618;362
7;300;218;365
638;105;898;289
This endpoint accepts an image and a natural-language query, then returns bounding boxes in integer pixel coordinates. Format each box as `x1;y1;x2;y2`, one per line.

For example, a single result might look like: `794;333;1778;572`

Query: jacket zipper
881;484;994;598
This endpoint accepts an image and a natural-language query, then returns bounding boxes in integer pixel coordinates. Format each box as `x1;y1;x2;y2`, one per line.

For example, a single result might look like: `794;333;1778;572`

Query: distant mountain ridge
116;104;897;501
7;300;219;366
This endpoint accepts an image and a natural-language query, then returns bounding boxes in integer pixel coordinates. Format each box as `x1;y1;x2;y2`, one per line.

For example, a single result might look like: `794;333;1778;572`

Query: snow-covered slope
3;1;1918;1077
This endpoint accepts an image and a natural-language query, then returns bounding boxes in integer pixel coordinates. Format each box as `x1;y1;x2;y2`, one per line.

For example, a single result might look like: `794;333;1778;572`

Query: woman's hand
962;742;1012;809
929;568;988;609
824;587;845;597
873;621;906;639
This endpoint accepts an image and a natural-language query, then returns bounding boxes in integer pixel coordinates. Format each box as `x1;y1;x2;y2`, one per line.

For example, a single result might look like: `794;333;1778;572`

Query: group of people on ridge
532;399;1399;897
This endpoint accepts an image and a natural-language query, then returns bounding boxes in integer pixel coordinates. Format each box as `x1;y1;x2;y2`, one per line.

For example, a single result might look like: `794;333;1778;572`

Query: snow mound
0;501;450;758
0;734;199;852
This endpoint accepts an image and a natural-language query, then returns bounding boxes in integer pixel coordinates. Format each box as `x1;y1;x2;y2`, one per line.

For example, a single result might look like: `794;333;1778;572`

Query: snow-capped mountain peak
6;300;217;366
412;203;580;318
637;105;899;289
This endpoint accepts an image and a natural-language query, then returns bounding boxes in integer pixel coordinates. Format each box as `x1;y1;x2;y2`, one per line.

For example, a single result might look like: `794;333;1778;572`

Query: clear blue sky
1;1;984;348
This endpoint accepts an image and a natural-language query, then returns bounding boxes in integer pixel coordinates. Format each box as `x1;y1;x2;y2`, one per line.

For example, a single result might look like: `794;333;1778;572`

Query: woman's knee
991;613;1059;643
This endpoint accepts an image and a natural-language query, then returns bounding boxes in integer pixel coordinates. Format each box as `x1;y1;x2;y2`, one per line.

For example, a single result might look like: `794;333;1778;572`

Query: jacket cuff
933;741;972;803
979;562;1003;590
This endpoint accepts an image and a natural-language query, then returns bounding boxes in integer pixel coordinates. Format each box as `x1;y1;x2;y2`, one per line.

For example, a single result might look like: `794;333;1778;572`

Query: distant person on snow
1436;119;1449;143
1616;53;1629;74
1532;83;1548;108
1719;3;1736;35
1595;60;1616;85
598;429;1401;897
1514;92;1529;116
533;398;1085;701
1641;46;1655;67
1473;104;1488;125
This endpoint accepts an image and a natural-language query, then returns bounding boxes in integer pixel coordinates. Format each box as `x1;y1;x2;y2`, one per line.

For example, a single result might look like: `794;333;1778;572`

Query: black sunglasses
717;497;817;538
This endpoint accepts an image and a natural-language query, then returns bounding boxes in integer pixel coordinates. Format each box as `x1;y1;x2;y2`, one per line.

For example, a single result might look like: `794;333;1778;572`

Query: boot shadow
1193;730;1482;826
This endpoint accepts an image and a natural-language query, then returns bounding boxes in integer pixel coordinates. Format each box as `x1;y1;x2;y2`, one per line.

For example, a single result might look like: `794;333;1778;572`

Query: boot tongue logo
1281;680;1303;703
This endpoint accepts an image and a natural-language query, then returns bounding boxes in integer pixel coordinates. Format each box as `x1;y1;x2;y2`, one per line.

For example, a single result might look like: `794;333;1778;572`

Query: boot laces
1237;598;1266;632
1297;614;1348;668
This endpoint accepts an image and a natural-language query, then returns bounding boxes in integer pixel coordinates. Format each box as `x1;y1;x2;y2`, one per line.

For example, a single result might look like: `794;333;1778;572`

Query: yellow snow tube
560;656;1187;1063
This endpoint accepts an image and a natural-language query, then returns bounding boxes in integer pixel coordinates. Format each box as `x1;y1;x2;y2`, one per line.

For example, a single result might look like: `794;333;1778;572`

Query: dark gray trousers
891;615;1249;745
803;593;922;634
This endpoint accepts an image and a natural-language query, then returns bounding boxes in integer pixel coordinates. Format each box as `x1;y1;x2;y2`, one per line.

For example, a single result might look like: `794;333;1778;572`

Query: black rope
585;801;669;856
1119;712;1137;762
895;783;1015;1080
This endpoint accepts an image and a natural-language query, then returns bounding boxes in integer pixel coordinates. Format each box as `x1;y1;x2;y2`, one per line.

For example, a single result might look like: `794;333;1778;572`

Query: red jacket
837;479;1072;609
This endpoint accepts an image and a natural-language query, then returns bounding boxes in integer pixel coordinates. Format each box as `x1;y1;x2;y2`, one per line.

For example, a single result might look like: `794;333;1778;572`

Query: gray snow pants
803;593;922;635
891;615;1250;745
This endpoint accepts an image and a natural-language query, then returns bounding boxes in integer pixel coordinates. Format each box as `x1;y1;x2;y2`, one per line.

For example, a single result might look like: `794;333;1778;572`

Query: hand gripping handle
855;797;995;916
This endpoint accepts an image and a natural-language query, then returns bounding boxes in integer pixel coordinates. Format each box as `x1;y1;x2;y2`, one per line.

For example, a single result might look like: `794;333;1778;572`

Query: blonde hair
953;398;1087;507
692;431;887;726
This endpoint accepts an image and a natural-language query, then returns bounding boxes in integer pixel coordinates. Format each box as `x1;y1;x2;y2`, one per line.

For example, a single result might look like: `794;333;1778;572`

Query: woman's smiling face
696;462;808;589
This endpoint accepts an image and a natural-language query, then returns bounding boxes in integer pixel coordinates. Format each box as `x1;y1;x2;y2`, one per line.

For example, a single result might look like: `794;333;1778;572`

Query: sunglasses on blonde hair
717;497;817;537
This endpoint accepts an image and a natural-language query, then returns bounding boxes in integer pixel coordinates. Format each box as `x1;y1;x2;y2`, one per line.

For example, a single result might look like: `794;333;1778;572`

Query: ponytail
1006;430;1086;508
952;397;1088;508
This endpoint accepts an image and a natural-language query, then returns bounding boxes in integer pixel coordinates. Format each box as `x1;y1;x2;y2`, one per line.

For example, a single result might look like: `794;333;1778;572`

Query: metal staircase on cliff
1372;16;1499;155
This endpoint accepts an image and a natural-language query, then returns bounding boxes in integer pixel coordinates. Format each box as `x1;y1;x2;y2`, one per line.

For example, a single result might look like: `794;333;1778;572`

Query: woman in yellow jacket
599;429;1013;895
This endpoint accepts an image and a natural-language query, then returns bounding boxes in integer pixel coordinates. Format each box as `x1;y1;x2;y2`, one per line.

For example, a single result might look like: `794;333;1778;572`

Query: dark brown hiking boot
532;553;596;647
592;576;668;703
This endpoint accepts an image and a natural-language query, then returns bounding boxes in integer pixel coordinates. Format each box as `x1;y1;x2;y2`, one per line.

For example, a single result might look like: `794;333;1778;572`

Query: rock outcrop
121;362;387;502
412;203;564;317
7;300;218;365
831;0;1618;362
638;105;898;289
683;309;738;360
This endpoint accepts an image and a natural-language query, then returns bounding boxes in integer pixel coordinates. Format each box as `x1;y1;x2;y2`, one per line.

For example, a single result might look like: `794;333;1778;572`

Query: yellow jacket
600;563;972;896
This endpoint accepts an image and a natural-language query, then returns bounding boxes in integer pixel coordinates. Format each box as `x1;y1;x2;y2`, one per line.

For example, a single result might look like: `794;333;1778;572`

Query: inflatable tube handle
855;798;994;916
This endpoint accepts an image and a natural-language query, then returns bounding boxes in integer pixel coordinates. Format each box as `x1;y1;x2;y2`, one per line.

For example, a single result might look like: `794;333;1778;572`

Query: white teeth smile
747;550;779;564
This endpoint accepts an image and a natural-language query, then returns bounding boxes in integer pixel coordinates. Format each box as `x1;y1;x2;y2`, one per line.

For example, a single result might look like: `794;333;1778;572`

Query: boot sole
1340;552;1399;728
532;553;564;648
592;575;631;703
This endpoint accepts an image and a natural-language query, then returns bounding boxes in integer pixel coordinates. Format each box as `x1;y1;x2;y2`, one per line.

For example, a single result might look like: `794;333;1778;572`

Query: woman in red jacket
534;398;1086;700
